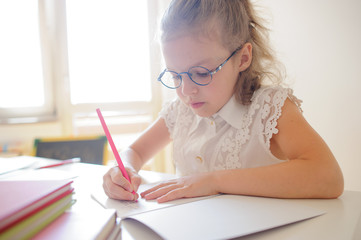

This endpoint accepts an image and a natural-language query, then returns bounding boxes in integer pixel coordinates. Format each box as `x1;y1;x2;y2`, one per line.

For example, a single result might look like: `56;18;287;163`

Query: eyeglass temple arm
210;45;243;75
157;69;166;81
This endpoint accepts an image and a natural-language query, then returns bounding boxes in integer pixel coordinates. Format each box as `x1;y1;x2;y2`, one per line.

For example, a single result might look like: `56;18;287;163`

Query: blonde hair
161;0;283;104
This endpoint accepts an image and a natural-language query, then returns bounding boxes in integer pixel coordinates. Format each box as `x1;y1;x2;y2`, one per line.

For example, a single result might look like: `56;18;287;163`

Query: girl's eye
189;67;211;79
195;72;210;78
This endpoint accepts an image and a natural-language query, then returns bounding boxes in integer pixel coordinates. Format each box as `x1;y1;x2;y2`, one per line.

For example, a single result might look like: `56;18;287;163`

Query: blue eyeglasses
157;45;243;89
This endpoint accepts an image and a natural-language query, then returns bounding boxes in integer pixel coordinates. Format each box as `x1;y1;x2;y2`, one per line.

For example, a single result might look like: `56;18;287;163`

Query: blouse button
195;156;203;163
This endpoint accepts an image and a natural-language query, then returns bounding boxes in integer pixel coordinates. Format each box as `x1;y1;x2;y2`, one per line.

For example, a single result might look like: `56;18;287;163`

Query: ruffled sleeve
158;98;193;139
159;99;178;138
251;86;303;149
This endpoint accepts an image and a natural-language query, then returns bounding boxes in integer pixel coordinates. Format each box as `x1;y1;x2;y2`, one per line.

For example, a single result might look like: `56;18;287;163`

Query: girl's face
162;35;241;117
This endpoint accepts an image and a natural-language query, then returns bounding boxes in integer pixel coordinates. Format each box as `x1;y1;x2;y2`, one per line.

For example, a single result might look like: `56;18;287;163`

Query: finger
103;168;139;201
103;174;136;201
157;186;188;203
103;181;138;201
129;173;142;192
110;168;133;192
142;183;181;200
140;180;178;197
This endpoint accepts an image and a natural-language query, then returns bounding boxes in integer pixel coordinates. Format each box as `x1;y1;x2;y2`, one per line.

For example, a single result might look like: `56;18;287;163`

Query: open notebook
91;183;213;218
92;183;325;240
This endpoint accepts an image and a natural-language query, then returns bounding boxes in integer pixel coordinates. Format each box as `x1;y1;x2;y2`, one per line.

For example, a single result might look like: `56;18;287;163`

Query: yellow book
0;195;74;240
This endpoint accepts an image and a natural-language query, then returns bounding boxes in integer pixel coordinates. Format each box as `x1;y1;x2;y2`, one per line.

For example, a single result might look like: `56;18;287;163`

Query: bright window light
0;0;44;108
66;0;152;104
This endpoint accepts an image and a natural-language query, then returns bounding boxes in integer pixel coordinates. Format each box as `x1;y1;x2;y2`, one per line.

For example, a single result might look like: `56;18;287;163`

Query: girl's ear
238;43;252;72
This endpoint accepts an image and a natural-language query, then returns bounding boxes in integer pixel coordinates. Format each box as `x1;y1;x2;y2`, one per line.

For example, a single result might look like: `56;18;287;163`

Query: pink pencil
38;158;81;169
96;108;136;196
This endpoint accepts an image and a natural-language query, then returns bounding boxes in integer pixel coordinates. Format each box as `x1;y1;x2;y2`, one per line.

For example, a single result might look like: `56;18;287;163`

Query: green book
0;195;75;240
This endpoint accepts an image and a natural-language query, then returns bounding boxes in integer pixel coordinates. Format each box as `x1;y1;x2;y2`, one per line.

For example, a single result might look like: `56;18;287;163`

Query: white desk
3;159;361;240
238;190;361;240
55;162;361;240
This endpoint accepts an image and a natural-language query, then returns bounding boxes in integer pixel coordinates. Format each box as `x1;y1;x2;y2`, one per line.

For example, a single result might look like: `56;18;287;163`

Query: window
0;0;54;123
65;0;157;141
66;0;152;105
0;0;171;172
0;0;158;124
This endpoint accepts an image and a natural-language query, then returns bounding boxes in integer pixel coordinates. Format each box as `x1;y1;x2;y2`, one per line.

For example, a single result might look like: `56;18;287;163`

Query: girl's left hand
140;172;219;203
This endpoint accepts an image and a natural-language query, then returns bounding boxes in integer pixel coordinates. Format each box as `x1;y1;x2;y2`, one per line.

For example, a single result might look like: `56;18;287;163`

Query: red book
0;179;73;232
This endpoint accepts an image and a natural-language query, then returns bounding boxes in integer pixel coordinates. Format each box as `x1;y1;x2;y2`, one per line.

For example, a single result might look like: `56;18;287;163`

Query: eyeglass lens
160;66;212;88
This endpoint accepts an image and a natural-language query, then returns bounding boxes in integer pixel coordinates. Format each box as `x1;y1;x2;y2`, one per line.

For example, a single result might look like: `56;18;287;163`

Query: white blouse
159;86;302;177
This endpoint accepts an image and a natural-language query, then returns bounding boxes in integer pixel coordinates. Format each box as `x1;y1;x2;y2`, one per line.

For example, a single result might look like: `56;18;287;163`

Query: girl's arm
102;117;171;201
215;98;344;198
141;99;344;202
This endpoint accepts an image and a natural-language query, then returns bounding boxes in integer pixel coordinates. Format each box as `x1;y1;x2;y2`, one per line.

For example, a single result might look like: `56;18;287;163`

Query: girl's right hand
102;166;141;201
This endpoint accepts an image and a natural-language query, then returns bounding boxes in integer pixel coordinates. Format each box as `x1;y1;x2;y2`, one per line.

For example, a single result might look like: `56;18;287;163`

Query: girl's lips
190;102;205;109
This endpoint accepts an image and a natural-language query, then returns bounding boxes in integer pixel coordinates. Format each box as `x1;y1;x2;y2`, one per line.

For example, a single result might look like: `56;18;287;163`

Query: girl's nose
180;75;198;96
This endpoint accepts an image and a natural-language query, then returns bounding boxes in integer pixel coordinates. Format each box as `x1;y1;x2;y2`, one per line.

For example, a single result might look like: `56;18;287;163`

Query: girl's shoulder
159;97;189;118
248;85;303;148
251;85;302;113
158;97;193;134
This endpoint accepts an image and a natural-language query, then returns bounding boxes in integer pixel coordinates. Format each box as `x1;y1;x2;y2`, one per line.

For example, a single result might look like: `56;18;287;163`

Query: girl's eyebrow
166;57;219;71
193;57;216;67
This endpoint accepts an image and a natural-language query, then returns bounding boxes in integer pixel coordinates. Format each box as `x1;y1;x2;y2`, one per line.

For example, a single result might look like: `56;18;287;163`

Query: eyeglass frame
157;45;243;89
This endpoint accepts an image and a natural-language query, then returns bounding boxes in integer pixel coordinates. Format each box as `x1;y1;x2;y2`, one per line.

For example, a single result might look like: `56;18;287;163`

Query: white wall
259;0;361;191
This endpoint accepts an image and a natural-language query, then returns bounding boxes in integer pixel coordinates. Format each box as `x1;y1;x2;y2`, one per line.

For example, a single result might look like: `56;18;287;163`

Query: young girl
103;0;344;203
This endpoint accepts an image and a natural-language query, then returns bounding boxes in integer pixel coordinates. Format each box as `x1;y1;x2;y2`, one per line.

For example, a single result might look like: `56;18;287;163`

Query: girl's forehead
161;34;228;70
162;22;224;48
162;35;212;53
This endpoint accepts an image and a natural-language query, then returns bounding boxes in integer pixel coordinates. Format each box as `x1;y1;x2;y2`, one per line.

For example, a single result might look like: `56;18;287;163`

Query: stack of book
0;179;75;239
32;206;120;240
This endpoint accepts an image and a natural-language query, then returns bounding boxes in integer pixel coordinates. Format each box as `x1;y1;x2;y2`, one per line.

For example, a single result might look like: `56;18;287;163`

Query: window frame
0;0;164;127
0;0;55;124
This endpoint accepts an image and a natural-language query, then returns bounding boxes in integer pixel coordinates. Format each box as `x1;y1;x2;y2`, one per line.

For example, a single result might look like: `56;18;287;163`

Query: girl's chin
191;108;214;118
